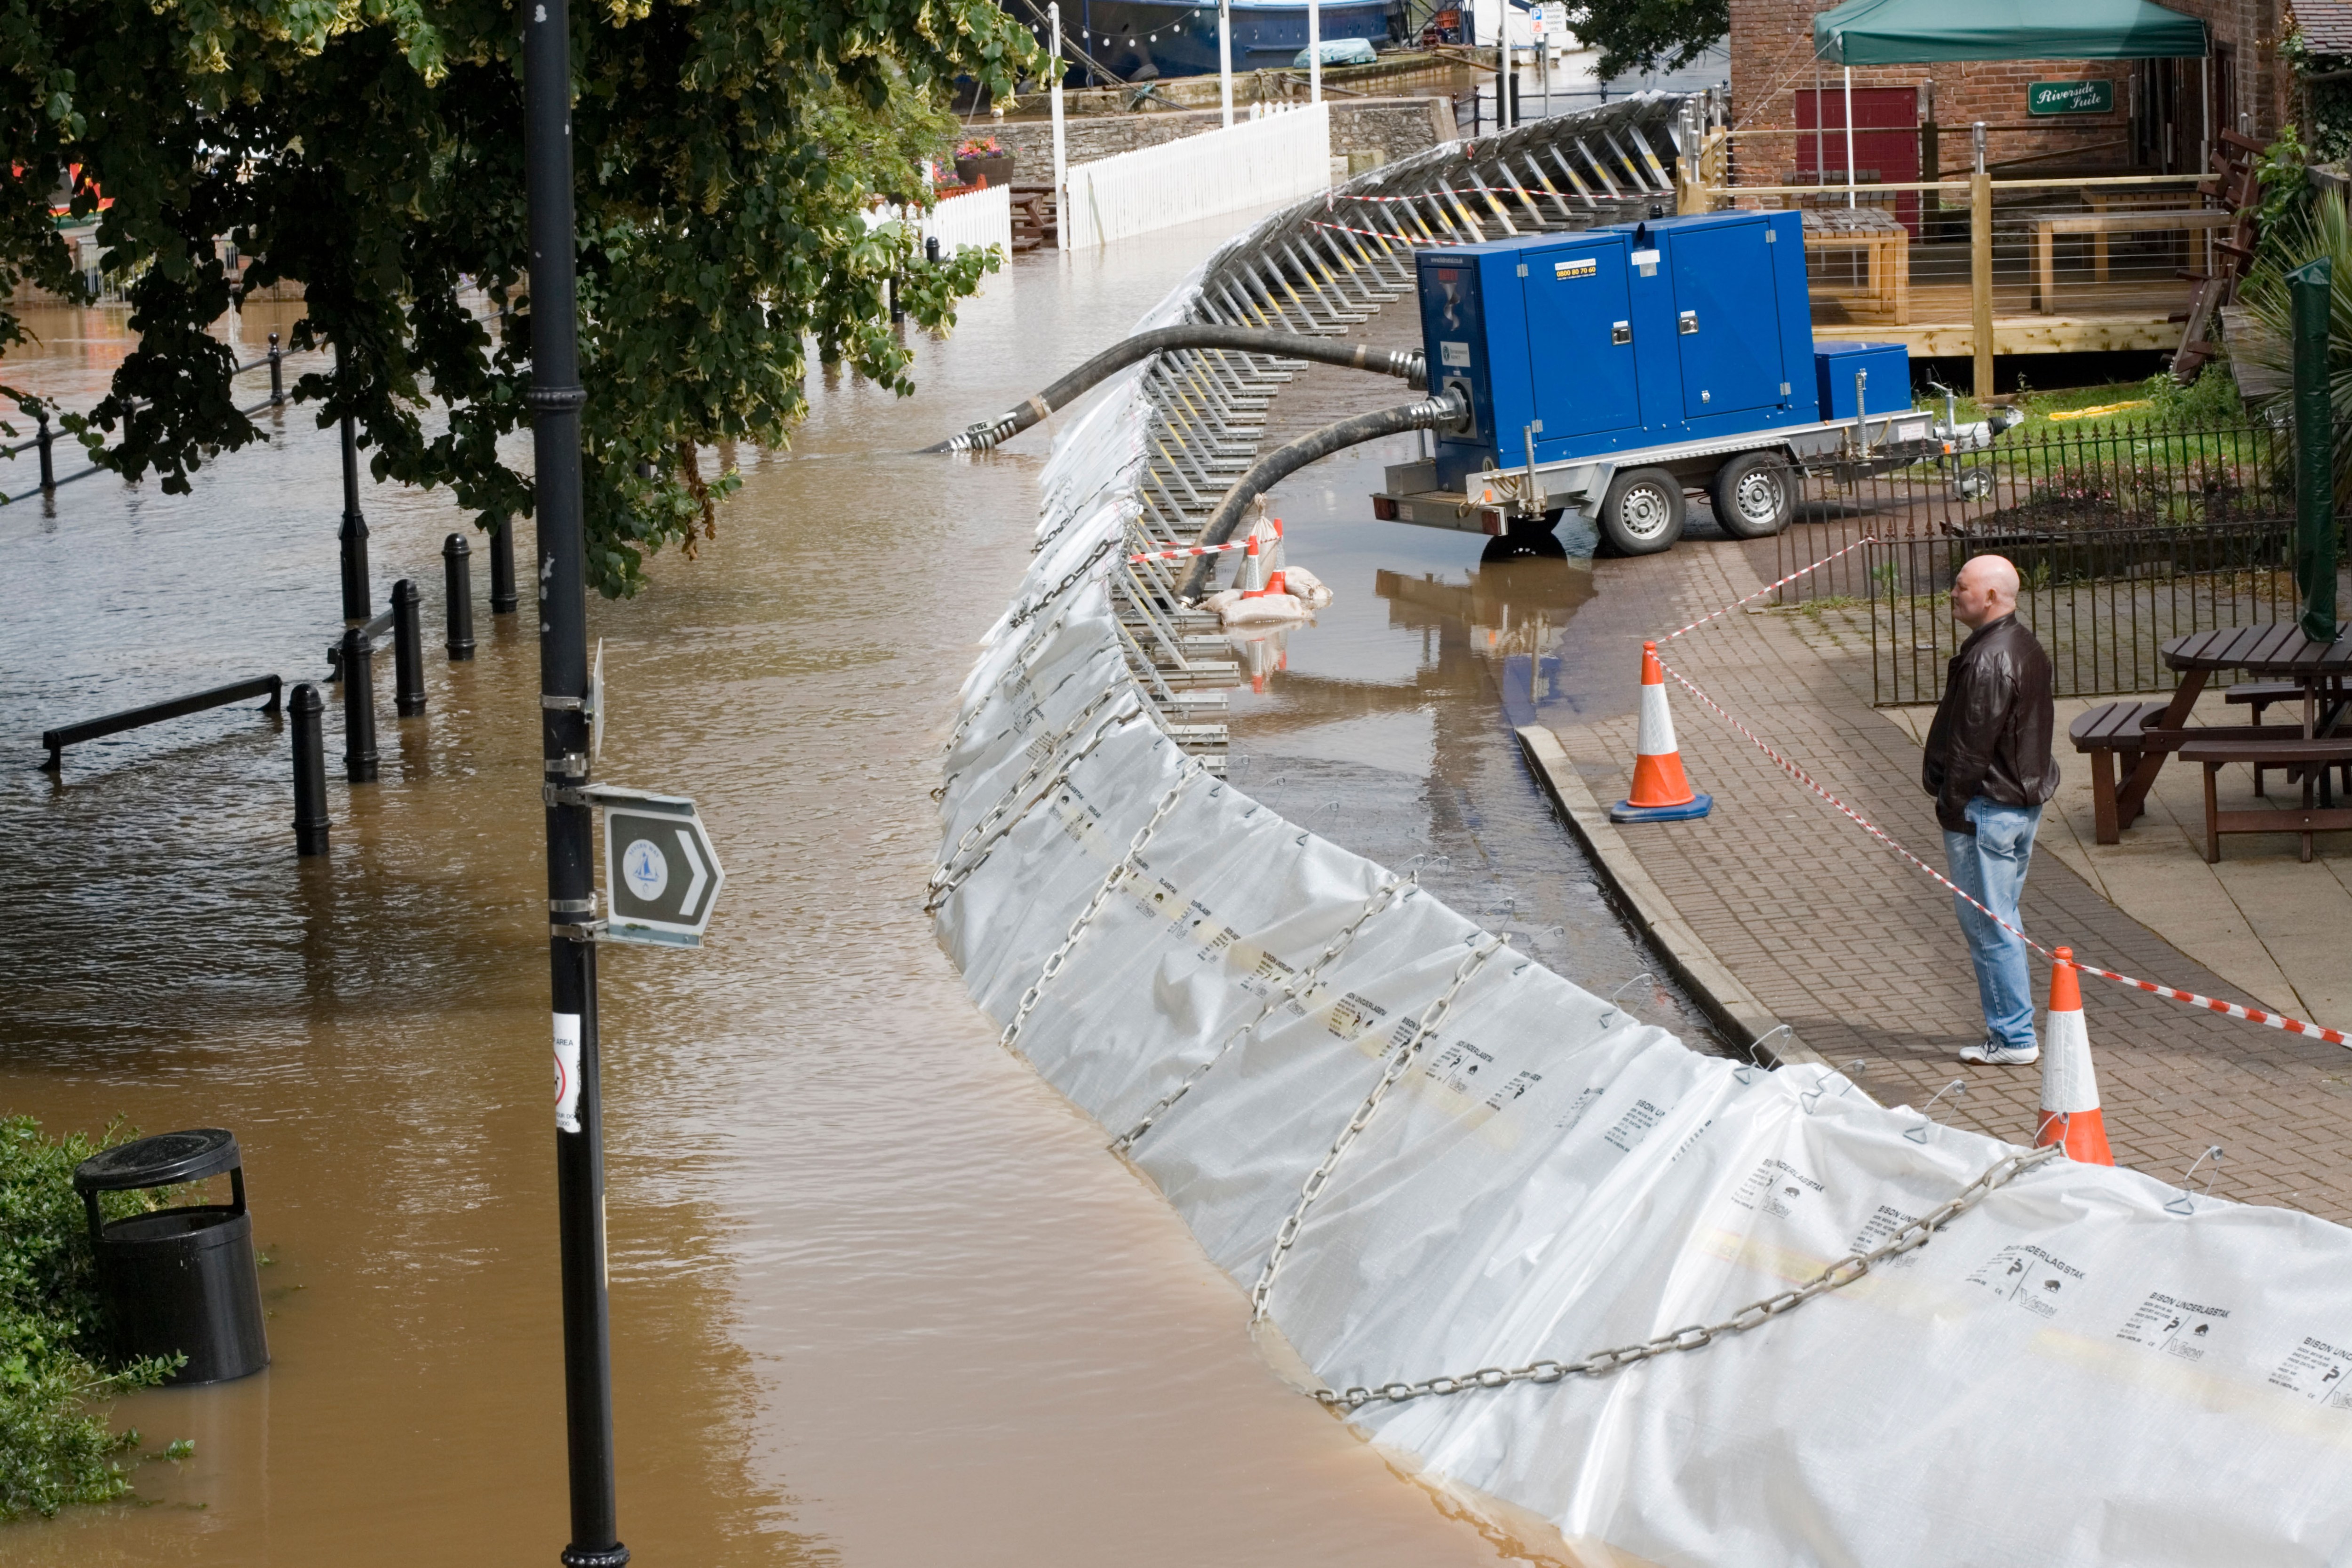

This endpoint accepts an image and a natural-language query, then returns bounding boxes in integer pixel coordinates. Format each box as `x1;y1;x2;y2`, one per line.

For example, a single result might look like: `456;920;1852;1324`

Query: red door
1796;87;1921;233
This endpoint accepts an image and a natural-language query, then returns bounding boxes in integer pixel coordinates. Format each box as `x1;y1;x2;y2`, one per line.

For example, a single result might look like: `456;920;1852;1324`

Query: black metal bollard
489;517;517;615
340;627;379;782
35;409;55;490
889;274;904;324
485;515;513;611
267;332;284;406
291;683;330;855
392;579;427;716
443;534;477;661
926;236;940;263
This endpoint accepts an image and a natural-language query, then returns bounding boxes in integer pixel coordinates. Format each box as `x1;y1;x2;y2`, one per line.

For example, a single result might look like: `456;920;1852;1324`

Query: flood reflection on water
0;212;1578;1567
1227;434;1717;1043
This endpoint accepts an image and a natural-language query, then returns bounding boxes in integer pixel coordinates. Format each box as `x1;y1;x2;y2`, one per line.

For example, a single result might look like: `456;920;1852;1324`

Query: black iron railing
1764;416;2334;704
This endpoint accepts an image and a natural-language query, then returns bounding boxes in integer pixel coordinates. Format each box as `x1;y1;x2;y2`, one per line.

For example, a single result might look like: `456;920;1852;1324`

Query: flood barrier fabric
931;238;2352;1566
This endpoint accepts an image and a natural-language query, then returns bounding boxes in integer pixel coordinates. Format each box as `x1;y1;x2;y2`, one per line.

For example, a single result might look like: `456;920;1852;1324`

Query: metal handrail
40;674;283;771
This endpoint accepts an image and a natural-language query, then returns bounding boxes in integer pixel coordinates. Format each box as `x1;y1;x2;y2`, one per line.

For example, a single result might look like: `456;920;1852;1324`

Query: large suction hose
927;326;1426;453
1175;389;1468;600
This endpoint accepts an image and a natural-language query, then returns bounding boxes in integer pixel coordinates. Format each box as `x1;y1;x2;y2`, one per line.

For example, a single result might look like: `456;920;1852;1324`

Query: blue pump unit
1813;341;1912;420
1416;210;1871;491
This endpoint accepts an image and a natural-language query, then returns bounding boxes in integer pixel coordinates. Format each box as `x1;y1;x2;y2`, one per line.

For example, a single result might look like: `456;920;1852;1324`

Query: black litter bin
72;1129;270;1385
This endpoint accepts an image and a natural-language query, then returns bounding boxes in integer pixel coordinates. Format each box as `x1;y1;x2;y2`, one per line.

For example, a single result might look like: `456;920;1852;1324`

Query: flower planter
954;154;1016;189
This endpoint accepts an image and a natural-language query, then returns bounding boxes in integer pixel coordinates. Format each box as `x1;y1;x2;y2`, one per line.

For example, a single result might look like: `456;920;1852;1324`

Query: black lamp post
521;0;625;1560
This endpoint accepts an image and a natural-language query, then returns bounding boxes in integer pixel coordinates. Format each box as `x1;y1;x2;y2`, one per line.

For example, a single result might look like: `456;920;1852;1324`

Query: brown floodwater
1;210;1679;1567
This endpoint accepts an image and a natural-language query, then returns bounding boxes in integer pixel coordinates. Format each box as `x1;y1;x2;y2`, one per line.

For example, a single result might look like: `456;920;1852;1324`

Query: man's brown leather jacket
1921;613;2060;833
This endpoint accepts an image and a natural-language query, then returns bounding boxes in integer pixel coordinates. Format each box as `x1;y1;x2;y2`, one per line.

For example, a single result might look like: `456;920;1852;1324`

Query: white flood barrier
932;112;2352;1566
1064;103;1331;247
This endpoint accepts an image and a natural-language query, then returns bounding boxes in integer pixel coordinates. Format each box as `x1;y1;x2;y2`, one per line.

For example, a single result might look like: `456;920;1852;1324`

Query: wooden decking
1806;251;2191;357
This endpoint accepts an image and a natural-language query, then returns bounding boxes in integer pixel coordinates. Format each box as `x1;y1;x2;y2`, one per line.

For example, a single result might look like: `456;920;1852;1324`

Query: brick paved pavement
1546;537;2352;1222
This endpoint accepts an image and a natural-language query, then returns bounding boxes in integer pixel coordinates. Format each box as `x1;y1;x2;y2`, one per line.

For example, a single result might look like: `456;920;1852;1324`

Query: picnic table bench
2178;736;2352;862
2085;622;2352;857
2069;699;2168;843
1802;207;1909;325
2071;698;2311;842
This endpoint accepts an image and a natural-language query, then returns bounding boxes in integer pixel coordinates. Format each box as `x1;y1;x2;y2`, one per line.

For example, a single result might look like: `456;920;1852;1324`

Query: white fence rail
922;183;1012;258
1065;103;1331;248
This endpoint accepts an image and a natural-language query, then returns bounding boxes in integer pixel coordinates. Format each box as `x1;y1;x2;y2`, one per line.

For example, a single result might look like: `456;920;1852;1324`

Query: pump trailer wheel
1597;468;1686;556
1707;451;1795;539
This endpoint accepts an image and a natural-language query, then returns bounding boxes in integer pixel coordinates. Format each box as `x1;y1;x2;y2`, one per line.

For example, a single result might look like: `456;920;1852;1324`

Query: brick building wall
1728;0;2288;189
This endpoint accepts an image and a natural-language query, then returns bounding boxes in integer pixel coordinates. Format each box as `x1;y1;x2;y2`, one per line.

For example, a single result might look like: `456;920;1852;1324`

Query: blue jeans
1941;797;2043;1052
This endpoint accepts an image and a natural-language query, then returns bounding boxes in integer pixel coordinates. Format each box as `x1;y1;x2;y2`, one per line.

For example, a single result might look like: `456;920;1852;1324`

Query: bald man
1922;554;2060;1065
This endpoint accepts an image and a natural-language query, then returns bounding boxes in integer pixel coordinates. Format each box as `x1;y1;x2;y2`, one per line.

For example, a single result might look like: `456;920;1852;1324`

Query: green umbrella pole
2291;255;2337;642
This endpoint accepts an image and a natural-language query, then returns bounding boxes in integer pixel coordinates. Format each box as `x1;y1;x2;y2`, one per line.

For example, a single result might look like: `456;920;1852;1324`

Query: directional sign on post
587;785;725;946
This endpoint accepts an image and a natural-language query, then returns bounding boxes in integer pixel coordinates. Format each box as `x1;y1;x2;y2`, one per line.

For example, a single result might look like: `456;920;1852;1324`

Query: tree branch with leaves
2;0;1034;593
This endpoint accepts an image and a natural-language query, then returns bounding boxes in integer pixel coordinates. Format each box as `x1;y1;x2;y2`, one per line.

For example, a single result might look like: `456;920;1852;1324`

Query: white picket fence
922;183;1012;258
1065;103;1331;248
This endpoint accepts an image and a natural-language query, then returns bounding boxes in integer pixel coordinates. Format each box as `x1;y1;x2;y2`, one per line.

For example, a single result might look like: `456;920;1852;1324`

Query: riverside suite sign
2029;80;2115;115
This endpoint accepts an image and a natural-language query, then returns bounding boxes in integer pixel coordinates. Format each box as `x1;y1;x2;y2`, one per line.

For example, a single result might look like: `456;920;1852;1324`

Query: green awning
1813;0;2207;64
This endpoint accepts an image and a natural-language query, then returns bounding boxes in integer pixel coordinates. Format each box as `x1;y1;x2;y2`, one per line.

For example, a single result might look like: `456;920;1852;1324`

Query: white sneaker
1959;1039;2040;1066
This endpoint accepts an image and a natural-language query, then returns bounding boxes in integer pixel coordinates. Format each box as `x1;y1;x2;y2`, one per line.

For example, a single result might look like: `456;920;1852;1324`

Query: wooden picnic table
1802;208;1909;325
2032;207;2233;314
2107;622;2352;848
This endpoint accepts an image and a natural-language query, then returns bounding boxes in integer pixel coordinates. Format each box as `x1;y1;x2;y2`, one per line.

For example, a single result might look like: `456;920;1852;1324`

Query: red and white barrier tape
1304;219;1449;245
1648;648;2352;1052
1325;189;1473;207
1129;539;1252;564
1660;535;1879;642
2073;963;2350;1047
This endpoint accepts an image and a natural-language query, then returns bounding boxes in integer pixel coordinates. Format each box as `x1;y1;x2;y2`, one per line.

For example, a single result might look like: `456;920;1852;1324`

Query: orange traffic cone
2035;947;2113;1165
1238;531;1268;598
1609;641;1713;823
1265;517;1289;598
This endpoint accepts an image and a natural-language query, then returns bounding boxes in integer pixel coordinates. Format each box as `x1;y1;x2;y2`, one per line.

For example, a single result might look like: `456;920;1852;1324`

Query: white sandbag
1286;563;1334;609
1216;590;1312;627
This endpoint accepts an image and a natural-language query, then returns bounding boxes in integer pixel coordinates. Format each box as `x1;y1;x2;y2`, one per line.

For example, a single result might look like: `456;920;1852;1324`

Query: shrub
2239;186;2352;510
0;1116;184;1521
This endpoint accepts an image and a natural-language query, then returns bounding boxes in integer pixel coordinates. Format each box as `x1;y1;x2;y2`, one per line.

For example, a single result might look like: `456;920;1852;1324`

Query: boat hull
1010;0;1398;81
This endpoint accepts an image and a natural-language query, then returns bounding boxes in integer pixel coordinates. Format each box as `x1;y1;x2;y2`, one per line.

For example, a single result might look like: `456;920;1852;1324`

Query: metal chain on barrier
999;764;1201;1051
1002;536;1118;633
1250;934;1507;1322
1110;875;1413;1156
1313;1143;2060;1413
937;595;1089;764
924;695;1143;916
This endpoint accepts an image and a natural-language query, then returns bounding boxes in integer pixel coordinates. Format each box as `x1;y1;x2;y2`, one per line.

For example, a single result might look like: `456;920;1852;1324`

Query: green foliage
0;1116;185;1522
2143;362;2246;426
2250;124;2315;272
0;0;1033;594
2241;187;2352;508
1561;0;1724;79
2283;30;2352;166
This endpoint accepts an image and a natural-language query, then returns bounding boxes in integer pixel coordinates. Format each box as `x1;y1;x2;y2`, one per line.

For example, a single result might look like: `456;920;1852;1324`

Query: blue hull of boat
1011;0;1398;81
